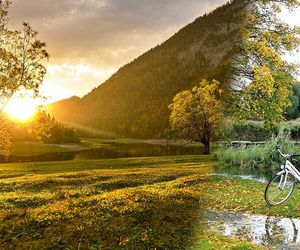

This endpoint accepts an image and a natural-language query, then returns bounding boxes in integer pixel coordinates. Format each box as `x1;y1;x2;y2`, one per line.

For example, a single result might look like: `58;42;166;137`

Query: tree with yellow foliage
169;79;224;154
0;1;48;156
231;0;300;126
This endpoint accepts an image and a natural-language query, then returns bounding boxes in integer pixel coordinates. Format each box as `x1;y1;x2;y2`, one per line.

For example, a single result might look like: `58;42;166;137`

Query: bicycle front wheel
264;172;296;206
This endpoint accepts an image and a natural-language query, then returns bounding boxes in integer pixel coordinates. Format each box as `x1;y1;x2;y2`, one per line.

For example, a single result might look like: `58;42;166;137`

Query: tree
0;22;49;112
169;79;224;154
0;0;11;156
0;1;49;155
0;0;9;34
285;82;300;120
231;0;300;126
0;116;10;156
30;109;55;140
31;110;80;144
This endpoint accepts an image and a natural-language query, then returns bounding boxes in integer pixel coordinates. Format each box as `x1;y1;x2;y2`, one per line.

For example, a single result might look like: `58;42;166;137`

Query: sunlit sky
7;0;228;103
6;1;300;104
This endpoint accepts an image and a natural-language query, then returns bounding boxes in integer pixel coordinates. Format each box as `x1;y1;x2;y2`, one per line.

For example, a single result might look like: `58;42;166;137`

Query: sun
4;98;37;121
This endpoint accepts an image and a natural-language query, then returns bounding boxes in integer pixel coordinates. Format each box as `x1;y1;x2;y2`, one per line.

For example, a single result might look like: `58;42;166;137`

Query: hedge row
225;120;300;141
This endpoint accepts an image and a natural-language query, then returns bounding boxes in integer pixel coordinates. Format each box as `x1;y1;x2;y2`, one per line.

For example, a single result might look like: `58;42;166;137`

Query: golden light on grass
4;97;37;122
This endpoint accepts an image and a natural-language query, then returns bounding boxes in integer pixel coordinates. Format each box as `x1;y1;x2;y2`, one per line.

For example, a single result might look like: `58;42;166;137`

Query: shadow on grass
0;187;204;250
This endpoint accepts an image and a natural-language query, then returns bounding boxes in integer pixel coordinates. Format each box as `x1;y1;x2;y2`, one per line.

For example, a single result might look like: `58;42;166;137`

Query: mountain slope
47;0;245;138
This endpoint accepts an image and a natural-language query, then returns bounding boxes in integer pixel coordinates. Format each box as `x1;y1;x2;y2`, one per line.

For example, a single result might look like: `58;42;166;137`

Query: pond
205;210;300;249
213;165;275;183
0;143;203;163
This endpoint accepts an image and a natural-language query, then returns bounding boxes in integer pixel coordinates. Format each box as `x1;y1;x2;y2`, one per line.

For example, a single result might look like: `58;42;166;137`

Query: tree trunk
201;135;210;155
203;140;210;155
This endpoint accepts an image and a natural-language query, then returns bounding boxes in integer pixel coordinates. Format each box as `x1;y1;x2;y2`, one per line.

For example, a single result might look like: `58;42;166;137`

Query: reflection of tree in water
235;225;254;242
207;211;300;248
264;217;299;247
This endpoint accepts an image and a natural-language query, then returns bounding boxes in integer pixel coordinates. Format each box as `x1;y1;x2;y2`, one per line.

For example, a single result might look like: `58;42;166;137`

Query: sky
279;8;300;65
8;0;228;103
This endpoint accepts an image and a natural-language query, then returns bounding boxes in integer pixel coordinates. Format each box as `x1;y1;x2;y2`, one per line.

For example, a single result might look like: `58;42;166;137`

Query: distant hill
47;0;245;138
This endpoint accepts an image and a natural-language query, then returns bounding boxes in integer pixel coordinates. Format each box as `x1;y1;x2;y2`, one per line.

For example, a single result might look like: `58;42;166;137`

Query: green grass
191;231;265;250
0;155;215;249
198;175;300;218
10;141;69;156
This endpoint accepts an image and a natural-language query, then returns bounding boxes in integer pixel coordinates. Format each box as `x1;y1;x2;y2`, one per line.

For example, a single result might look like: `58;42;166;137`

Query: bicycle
264;145;300;206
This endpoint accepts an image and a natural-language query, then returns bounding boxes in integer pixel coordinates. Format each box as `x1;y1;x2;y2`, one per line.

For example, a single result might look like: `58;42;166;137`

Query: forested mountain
47;0;245;138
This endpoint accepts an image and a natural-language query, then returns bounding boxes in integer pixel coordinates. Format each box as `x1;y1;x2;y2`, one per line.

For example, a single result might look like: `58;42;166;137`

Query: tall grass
218;131;300;170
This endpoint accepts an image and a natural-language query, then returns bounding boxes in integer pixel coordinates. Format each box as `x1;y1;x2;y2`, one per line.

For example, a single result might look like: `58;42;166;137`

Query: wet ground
212;173;269;183
205;210;300;249
205;167;300;249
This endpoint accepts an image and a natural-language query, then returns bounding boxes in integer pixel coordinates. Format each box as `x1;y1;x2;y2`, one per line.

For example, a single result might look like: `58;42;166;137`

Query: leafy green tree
43;123;80;144
285;82;300;120
31;109;55;140
32;110;80;144
169;79;224;154
231;0;300;126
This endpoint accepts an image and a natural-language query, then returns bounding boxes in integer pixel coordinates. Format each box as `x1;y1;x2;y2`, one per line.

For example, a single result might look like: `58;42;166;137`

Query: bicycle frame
264;145;300;206
283;160;300;180
276;160;300;190
276;145;300;180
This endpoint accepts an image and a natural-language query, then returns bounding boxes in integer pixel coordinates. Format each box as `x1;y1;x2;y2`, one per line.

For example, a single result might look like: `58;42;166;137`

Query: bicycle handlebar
276;144;300;159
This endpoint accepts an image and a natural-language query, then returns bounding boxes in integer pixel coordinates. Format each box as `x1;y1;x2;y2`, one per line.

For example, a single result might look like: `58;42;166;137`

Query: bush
218;131;300;170
225;120;300;141
283;119;300;139
225;121;275;141
42;123;80;144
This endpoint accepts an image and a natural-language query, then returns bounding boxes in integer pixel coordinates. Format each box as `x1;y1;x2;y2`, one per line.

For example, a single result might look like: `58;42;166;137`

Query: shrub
218;131;300;170
282;119;300;139
225;119;300;141
42;123;80;144
225;121;275;141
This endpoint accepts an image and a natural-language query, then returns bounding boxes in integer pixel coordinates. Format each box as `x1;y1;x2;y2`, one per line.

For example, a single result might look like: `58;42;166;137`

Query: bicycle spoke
265;173;295;206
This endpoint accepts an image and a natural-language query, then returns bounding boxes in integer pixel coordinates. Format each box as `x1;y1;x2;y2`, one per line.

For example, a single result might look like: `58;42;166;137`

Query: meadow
201;176;300;218
1;139;290;249
0;155;215;249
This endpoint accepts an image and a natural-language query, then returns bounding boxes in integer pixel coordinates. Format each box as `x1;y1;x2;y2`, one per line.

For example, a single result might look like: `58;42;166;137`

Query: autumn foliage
232;0;300;126
169;79;224;154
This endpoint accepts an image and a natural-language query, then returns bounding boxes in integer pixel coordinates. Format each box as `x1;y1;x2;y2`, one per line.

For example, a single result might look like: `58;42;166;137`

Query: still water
213;165;275;182
206;210;300;249
0;143;203;163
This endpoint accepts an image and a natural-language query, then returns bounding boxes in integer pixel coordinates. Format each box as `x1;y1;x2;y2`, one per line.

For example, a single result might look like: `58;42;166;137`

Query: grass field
10;142;70;156
0;155;217;249
191;231;265;250
200;175;300;218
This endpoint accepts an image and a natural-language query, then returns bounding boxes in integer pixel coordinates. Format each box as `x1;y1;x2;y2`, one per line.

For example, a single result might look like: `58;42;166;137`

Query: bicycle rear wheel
264;172;296;206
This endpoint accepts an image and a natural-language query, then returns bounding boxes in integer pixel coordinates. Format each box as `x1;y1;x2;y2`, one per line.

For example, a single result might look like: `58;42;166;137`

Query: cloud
42;63;117;101
8;0;228;100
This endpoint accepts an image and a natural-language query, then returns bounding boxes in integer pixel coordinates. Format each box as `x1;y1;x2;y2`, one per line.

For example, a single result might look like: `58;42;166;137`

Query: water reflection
214;165;274;183
213;173;269;183
206;210;300;249
75;143;203;160
0;143;203;163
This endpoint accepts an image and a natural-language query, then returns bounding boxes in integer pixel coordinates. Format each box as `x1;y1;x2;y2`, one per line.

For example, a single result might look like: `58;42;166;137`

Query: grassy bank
0;155;214;249
192;231;265;250
199;175;300;218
